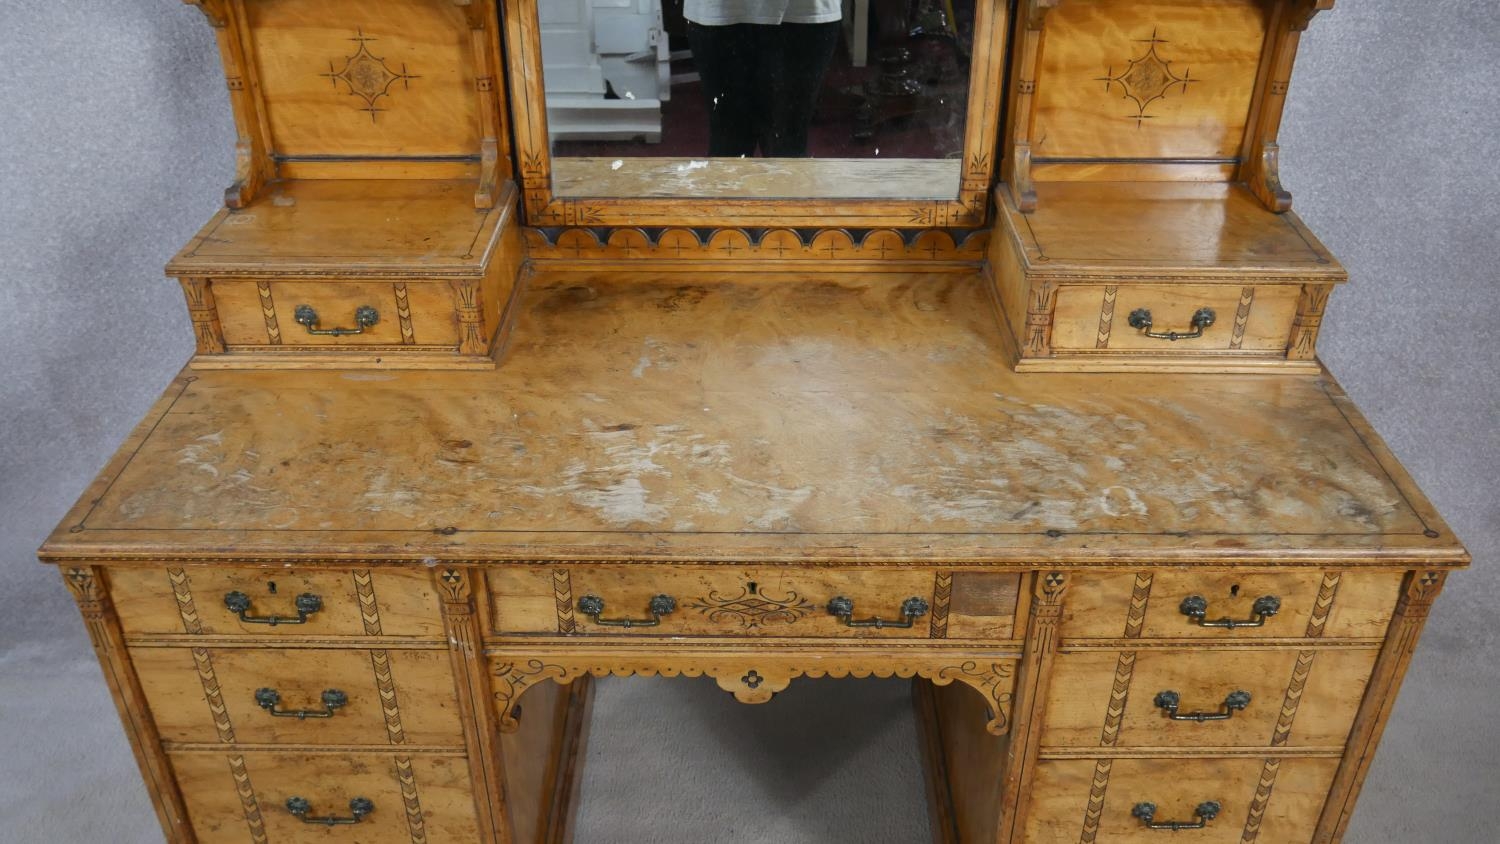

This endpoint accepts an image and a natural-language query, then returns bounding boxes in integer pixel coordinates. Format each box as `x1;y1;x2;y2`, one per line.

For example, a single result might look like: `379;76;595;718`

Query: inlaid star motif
1097;29;1193;128
322;30;420;122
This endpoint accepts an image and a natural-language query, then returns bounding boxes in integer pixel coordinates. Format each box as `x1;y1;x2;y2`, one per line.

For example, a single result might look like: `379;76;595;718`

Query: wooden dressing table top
43;271;1462;568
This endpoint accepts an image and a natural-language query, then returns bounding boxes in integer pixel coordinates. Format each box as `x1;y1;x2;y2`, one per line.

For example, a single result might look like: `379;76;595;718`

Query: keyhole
1229;584;1240;598
747;581;758;595
268;581;278;595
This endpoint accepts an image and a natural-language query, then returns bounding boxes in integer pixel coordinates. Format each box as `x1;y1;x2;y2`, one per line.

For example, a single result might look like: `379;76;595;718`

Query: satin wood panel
1025;756;1341;843
488;567;1020;640
168;752;481;843
134;647;465;746
1059;572;1404;641
1041;648;1378;748
108;567;446;639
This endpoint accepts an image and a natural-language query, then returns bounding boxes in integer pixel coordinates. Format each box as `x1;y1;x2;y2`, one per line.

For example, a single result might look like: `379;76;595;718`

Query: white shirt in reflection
684;0;843;26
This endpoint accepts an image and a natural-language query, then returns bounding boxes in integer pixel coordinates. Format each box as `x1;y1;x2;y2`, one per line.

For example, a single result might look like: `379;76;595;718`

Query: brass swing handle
285;796;374;826
1132;801;1221;831
1128;307;1216;341
294;304;379;336
1154;689;1252;722
255;687;347;719
577;594;677;628
1179;594;1281;629
223;591;323;626
827;596;930;629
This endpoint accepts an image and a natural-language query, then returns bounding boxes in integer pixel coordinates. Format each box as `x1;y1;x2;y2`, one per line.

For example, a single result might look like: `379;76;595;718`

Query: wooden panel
212;280;457;347
135;647;463;746
108;568;446;639
1001;182;1341;274
1042;649;1378;748
1051;283;1300;354
497;680;560;844
168;180;500;269
169;751;480;843
1032;0;1270;161
1061;572;1401;641
243;0;481;158
1025;756;1339;843
925;679;1006;844
487;567;1017;640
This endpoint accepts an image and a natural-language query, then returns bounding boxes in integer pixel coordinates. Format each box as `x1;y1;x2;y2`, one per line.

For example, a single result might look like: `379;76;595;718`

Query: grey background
1;1;1495;841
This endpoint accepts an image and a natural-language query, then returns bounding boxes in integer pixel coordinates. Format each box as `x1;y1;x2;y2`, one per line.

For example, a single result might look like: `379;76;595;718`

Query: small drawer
1041;648;1378;749
488;566;1022;640
212;278;459;348
1025;756;1340;843
108;567;446;639
135;647;464;747
1061;571;1402;641
170;752;481;843
1050;283;1303;356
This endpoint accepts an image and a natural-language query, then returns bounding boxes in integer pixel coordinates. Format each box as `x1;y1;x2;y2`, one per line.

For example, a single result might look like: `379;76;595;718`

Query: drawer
488;566;1022;639
109;567;446;639
170;752;481;843
1041;648;1378;749
1061;571;1402;641
1050;283;1303;356
135;647;464;747
1025;756;1340;843
212;279;460;348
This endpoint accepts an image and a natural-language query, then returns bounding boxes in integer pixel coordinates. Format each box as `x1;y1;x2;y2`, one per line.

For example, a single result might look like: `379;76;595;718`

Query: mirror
536;0;978;200
502;0;1005;228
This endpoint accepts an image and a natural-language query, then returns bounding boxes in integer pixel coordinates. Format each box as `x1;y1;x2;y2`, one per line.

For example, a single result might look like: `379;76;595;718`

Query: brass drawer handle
223;591;323;626
1132;801;1221;831
255;687;348;719
294;304;379;336
1154;689;1252;722
1179;594;1281;629
577;594;677;628
1128;307;1216;341
285;796;374;826
827;596;930;629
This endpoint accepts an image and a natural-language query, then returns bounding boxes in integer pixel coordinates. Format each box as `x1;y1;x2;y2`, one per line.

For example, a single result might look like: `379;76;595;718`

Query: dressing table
41;1;1469;842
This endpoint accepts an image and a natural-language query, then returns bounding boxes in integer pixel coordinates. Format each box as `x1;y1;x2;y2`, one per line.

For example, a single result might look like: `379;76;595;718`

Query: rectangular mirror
502;0;1008;229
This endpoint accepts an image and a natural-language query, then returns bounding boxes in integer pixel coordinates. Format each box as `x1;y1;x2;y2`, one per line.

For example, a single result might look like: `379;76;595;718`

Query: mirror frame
500;0;1009;229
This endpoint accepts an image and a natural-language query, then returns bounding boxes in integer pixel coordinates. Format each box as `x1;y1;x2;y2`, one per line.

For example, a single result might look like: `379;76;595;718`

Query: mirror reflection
540;0;976;163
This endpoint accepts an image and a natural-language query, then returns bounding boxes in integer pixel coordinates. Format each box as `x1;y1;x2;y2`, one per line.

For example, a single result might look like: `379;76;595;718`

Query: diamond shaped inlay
1096;29;1193;128
322;29;420;122
685;586;817;630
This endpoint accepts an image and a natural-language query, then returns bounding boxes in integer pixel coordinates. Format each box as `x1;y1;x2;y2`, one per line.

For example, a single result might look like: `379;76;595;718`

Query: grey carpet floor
2;1;1497;842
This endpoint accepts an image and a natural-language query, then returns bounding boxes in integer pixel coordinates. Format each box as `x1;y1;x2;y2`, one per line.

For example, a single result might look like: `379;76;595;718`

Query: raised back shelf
186;0;510;208
1003;0;1334;213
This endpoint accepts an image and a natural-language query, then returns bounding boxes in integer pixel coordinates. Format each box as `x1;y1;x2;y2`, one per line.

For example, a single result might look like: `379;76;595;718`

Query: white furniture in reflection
541;0;670;143
843;0;871;67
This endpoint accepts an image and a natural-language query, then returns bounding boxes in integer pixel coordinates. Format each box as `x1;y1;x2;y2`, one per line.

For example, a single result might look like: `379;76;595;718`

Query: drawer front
1025;757;1339;843
109;567;446;639
1061;571;1402;641
1050;284;1301;355
170;752;480;843
1041;648;1378;749
213;279;459;348
488;566;1022;639
135;647;464;747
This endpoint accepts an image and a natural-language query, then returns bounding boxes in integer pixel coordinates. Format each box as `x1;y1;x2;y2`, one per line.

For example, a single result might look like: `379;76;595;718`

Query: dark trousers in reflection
685;21;841;158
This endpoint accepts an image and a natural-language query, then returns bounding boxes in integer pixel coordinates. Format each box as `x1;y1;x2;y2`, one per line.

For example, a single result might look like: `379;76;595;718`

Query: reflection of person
684;1;842;157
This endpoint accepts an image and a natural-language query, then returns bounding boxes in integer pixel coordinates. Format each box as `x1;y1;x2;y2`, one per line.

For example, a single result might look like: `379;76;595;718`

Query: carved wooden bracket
490;650;1017;736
